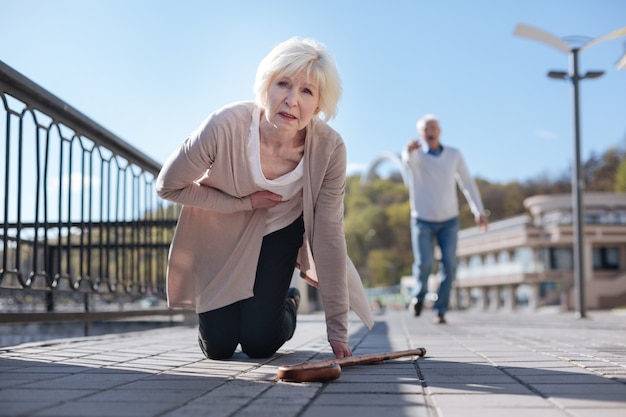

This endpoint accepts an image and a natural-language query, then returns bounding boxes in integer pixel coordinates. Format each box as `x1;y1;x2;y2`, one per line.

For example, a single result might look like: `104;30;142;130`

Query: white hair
416;114;439;133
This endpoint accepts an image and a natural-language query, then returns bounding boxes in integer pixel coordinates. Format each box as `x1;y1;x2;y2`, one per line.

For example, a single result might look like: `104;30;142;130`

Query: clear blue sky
2;0;625;184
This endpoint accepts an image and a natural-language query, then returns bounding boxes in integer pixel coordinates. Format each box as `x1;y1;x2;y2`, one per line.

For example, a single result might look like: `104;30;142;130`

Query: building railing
0;61;180;324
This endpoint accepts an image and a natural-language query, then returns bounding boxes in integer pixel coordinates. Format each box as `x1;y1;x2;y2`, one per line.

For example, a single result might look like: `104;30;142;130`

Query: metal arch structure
359;151;409;186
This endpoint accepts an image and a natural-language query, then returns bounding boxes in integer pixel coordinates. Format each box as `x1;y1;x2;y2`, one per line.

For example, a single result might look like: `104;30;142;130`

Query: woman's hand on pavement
330;340;353;359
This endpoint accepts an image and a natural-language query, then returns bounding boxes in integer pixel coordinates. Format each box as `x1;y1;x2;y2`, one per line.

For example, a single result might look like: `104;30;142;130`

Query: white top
401;145;484;222
248;107;304;235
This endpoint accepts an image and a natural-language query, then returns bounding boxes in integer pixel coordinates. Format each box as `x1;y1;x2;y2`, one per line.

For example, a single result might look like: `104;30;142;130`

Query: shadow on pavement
417;358;625;403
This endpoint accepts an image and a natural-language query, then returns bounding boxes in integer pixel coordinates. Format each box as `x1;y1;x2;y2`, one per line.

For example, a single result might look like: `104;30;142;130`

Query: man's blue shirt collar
427;144;444;156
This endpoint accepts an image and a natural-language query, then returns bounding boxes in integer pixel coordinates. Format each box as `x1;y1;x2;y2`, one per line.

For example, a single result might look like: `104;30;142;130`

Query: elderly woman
156;37;373;360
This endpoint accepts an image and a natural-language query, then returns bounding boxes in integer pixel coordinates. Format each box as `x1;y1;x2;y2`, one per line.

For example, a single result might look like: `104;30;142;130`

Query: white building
454;192;626;311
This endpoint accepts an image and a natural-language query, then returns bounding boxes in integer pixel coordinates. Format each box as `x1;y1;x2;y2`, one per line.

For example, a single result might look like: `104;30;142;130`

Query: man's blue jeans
411;216;459;315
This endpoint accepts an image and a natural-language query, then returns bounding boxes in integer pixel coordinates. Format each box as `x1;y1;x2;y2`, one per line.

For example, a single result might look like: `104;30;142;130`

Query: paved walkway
1;309;625;417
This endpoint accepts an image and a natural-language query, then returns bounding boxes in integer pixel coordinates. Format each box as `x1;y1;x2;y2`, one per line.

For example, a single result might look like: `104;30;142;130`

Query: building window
540;247;573;270
593;247;620;270
559;212;572;225
469;255;482;268
615;211;626;224
515;247;539;272
585;213;606;224
497;251;510;263
539;281;559;297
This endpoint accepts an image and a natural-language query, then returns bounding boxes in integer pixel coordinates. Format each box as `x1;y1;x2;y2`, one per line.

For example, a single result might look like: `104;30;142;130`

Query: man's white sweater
401;146;484;222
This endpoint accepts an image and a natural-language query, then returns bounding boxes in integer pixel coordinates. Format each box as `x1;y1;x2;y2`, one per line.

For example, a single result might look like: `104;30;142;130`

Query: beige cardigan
156;102;373;343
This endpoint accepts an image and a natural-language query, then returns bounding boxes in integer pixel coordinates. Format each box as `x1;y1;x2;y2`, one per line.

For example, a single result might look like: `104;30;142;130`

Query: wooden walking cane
277;347;427;382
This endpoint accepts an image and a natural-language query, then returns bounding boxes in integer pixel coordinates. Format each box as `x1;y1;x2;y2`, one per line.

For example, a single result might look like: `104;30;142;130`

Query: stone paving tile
321;381;423;394
18;371;148;390
501;364;600;375
314;392;426;406
335;372;420;383
533;381;626;396
433;392;555;408
567;410;626;417
0;387;98;403
435;408;571;417
427;382;536;395
513;373;618;384
550;394;626;409
82;387;206;403
301;404;430;417
1;401;64;417
159;404;241;417
235;405;305;417
31;400;174;417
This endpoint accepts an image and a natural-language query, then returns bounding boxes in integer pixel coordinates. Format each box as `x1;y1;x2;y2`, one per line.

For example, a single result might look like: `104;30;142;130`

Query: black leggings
198;216;304;359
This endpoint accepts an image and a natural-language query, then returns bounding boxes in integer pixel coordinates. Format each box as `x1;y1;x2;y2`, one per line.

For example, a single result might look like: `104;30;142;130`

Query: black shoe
411;298;424;317
288;287;301;311
436;314;446;324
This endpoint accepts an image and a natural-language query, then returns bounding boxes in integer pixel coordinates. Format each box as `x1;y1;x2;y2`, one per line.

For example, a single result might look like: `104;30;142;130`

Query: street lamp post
514;24;626;318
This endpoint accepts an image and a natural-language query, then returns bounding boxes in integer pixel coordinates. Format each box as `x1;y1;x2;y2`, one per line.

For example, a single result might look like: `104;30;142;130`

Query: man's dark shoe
288;287;301;311
436;314;446;324
411;298;424;317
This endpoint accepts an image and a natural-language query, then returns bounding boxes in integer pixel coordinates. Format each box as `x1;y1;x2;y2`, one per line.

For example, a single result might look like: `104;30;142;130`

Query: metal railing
0;61;181;325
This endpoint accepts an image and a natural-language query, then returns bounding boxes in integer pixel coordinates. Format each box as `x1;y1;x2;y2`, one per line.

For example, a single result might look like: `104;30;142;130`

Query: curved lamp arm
581;26;626;51
513;24;571;53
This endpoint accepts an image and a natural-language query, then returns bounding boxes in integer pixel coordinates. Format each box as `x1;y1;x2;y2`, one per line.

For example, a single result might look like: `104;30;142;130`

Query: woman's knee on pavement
240;339;280;359
239;323;283;358
198;334;237;360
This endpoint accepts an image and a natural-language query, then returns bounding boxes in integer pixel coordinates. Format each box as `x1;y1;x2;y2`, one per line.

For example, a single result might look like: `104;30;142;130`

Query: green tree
585;147;623;191
345;175;411;287
616;159;626;192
